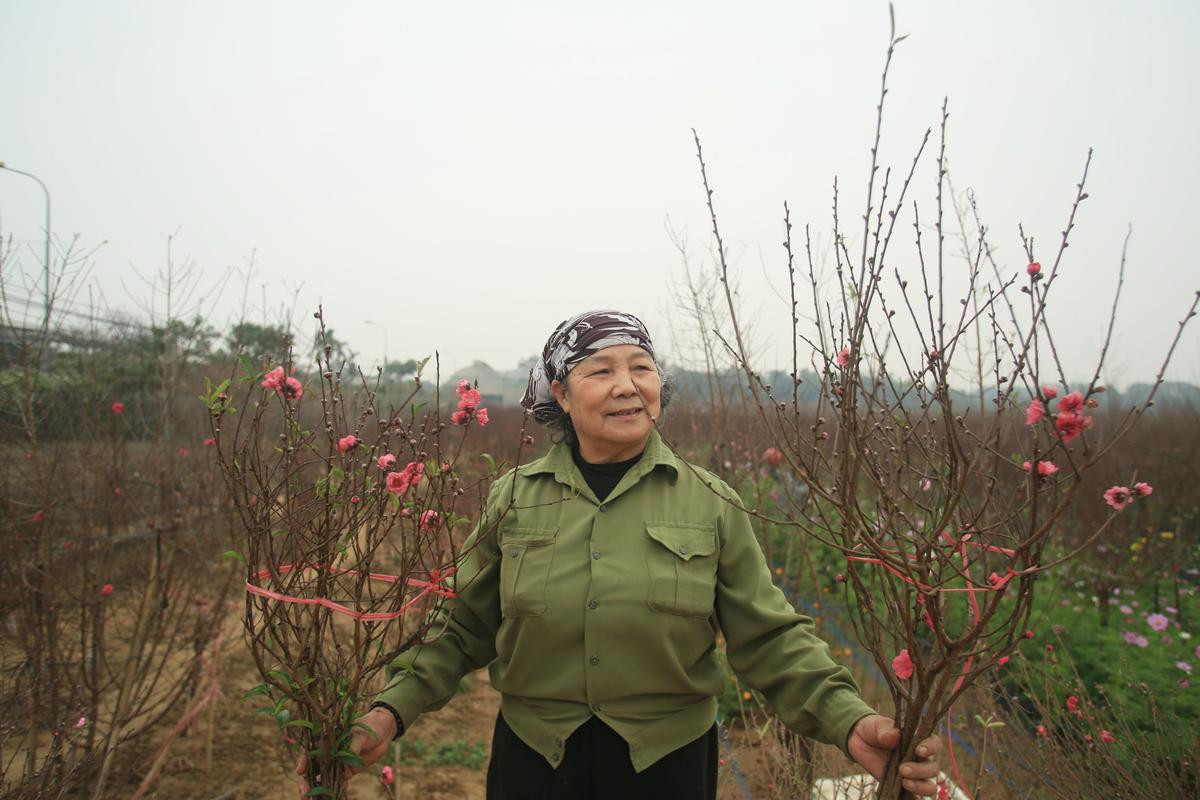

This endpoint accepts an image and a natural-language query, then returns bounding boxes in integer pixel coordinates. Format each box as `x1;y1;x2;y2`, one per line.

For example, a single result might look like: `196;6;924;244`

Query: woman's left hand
847;714;943;797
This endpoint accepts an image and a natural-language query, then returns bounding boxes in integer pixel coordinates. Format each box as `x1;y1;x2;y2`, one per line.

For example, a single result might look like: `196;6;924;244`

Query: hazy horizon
2;1;1197;389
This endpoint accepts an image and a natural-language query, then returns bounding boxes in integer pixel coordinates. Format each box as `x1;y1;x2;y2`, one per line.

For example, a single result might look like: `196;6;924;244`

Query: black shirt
571;447;643;502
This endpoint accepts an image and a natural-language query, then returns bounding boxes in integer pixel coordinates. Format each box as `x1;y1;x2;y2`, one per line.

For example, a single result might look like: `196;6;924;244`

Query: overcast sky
2;1;1197;389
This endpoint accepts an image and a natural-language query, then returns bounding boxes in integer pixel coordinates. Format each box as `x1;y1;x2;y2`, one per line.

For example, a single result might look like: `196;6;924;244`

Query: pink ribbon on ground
245;563;457;622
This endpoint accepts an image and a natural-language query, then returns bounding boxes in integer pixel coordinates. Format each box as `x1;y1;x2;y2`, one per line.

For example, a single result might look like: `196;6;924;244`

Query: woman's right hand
294;706;398;790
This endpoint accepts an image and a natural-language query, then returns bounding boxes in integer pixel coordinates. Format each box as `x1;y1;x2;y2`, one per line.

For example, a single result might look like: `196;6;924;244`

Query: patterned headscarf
521;310;658;423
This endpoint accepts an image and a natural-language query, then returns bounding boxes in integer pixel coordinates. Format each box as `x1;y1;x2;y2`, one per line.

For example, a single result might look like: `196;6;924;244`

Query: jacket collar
520;429;679;489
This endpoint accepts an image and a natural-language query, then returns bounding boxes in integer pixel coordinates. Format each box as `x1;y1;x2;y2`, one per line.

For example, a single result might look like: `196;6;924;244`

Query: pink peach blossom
1025;399;1045;425
836;347;851;368
1056;412;1092;443
178;447;189;458
1058;391;1085;415
260;366;285;390
1066;695;1078;713
475;407;489;426
1027;261;1041;276
1104;486;1132;511
1041;385;1058;400
100;583;114;596
377;453;397;471
1132;482;1153;497
203;437;216;446
32;511;45;523
763;447;784;467
419;510;439;531
281;376;304;400
1100;730;1116;744
111;401;125;415
1037;461;1058;476
450;410;470;425
892;649;914;680
381;765;394;786
337;435;358;454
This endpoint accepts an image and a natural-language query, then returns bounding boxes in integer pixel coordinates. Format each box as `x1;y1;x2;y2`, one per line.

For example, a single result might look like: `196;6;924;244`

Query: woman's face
551;344;662;463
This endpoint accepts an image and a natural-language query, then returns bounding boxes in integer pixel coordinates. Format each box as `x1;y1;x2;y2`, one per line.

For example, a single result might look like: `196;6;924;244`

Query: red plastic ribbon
245;563;457;622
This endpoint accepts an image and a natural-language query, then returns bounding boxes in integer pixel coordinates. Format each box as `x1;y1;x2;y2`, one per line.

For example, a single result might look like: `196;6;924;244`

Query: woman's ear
550;379;569;414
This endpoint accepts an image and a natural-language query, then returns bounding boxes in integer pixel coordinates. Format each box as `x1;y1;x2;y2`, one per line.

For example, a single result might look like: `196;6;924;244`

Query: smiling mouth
608;408;643;417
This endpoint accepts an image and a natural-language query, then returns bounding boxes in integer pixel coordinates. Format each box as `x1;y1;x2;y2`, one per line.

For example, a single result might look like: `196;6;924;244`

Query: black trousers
486;712;718;800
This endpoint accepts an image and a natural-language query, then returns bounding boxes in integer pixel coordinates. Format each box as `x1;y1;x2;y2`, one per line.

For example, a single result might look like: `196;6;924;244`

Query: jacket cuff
373;672;425;735
817;690;878;758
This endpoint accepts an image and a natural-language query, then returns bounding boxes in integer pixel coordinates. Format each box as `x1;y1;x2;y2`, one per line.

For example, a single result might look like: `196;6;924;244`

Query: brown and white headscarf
521;310;658;423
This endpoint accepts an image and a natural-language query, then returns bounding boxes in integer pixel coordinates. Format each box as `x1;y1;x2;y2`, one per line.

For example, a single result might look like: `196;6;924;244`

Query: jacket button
598;503;607;512
509;549;519;558
679;545;688;555
589;656;600;666
592;704;602;712
587;599;598;610
591;551;601;560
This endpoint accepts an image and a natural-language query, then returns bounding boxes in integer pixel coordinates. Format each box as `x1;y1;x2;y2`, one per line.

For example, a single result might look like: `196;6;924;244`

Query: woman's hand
846;714;943;797
293;707;397;790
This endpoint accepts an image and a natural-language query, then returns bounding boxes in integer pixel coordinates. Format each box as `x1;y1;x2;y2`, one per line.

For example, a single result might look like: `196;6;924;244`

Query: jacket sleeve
711;481;875;753
373;472;512;731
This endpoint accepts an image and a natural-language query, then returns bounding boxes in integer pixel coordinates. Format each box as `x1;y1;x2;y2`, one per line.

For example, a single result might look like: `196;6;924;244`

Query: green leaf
334;749;365;767
224;550;246;565
243;683;271;700
269;669;293;687
304;788;334;797
286;719;316;730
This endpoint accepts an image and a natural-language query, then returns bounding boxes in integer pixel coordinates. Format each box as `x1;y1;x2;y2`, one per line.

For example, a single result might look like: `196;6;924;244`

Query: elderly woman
312;310;942;798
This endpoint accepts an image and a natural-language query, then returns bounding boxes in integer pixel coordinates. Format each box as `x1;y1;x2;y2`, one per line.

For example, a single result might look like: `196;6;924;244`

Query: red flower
111;401;125;415
1058;391;1085;415
1066;695;1079;713
1036;724;1048;738
203;437;216;446
1024;629;1035;639
1027;261;1041;276
997;655;1010;665
1104;486;1132;511
350;495;360;504
100;583;114;596
381;765;394;786
763;447;784;467
32;510;45;523
892;649;914;680
337;435;358;454
1100;730;1116;744
1132;482;1153;497
1025;399;1045;425
1055;411;1092;443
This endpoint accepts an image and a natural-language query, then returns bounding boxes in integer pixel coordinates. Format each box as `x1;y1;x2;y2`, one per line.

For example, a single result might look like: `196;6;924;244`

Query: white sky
2;1;1198;388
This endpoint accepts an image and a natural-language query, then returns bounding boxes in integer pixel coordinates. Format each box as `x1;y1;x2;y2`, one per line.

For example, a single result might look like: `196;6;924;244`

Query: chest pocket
499;526;557;618
645;523;718;618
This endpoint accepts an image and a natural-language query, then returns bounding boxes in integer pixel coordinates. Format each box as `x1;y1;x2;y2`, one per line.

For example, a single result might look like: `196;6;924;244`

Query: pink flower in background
75;716;87;729
1058;391;1084;415
1027;261;1041;276
450;410;470;425
378;454;397;471
763;447;784;467
475;407;489;426
1119;605;1133;615
380;765;394;786
1100;730;1116;744
836;347;851;367
32;510;45;523
1147;613;1169;631
1066;695;1079;713
350;495;360;504
920;478;932;492
1041;385;1059;400
100;583;114;596
997;656;1009;665
456;379;471;394
419;510;438;531
1178;661;1193;673
892;649;914;680
178;447;189;458
1195;645;1200;660
1104;486;1132;511
1025;399;1045;425
1036;724;1048;738
111;401;125;414
337;435;358;454
1037;461;1058;476
281;376;304;400
1131;634;1148;647
1132;482;1153;497
24;451;32;459
113;487;122;497
203;437;216;446
260;366;285;390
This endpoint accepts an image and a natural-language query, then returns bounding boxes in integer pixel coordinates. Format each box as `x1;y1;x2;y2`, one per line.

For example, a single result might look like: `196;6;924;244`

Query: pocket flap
646;524;717;561
499;525;557;545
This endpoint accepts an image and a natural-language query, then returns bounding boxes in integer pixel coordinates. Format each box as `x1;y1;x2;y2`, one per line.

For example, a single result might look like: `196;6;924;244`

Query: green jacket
375;430;874;772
